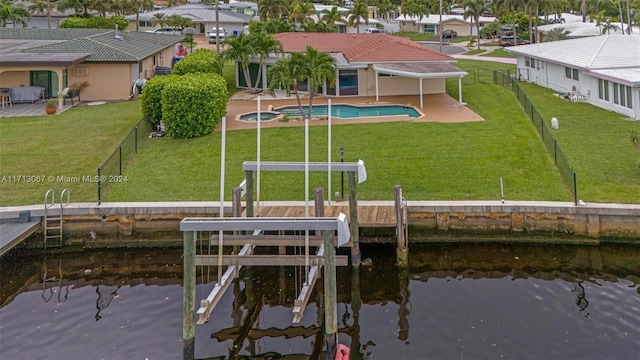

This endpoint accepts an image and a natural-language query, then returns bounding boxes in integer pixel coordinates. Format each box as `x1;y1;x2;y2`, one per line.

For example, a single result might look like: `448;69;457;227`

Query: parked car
208;28;227;43
145;27;181;35
442;30;457;38
499;36;530;46
364;28;382;33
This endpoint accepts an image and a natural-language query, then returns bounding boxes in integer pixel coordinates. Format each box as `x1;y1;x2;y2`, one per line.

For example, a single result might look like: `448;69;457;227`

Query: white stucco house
396;14;497;36
125;3;253;36
506;35;640;120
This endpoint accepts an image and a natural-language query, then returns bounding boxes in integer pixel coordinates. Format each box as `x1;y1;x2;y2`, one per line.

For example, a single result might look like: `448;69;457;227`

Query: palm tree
129;0;155;31
348;0;369;33
545;26;570;40
258;0;289;21
28;0;55;28
494;0;520;45
56;0;89;17
321;6;345;28
602;16;620;33
301;46;337;119
167;14;193;32
251;32;283;90
289;0;316;25
0;0;31;27
463;0;486;50
151;13;168;29
589;10;608;33
268;46;337;120
223;33;258;93
376;0;398;22
268;54;308;119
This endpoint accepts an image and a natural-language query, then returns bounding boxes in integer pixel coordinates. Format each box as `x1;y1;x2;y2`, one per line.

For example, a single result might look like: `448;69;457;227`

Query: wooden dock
0;220;41;256
250;204;397;227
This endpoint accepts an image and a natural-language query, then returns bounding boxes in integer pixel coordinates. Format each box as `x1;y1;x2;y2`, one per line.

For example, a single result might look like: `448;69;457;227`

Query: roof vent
114;24;123;40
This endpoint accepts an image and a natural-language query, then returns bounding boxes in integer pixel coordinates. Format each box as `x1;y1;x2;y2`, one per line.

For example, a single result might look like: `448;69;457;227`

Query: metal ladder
44;189;69;249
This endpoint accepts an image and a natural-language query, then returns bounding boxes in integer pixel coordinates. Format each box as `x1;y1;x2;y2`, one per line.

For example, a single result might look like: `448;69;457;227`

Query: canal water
1;243;638;360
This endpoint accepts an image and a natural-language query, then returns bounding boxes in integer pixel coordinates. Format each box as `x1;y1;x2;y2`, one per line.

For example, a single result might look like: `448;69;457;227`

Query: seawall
2;200;639;247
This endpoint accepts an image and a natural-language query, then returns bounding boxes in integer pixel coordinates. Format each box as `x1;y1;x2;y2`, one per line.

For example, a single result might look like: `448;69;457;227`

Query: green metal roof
1;28;182;63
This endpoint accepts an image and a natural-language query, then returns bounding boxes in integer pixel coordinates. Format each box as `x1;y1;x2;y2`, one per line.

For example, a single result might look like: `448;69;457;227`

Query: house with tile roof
0;28;182;103
239;32;468;107
125;3;253;36
505;35;640;119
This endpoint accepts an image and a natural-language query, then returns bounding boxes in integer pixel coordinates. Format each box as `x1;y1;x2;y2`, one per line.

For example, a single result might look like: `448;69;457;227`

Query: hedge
140;75;175;127
161;73;229;139
172;49;222;76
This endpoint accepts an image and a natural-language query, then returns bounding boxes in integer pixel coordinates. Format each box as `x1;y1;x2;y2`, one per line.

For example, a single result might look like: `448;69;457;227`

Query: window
598;79;609;101
531;59;536;69
613;84;632;109
525;58;530;67
565;67;579;80
338;70;358;96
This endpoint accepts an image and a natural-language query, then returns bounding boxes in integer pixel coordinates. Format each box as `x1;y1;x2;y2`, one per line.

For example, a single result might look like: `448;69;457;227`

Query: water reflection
0;243;638;360
572;281;589;317
95;284;121;321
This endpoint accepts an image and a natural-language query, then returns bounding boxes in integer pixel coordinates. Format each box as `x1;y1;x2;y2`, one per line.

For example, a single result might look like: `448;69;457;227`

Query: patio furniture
9;86;45;103
0;91;12;109
64;89;81;105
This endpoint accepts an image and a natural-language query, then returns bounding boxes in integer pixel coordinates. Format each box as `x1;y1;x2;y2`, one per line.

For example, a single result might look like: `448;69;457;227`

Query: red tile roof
273;33;453;63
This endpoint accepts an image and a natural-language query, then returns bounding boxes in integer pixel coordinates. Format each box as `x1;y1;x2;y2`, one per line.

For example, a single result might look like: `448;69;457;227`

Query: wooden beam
196;244;253;324
195;254;348;267
292;246;323;323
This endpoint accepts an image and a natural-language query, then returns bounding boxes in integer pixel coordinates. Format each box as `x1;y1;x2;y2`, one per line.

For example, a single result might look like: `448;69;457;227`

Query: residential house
238;32;468;107
396;14;497;36
126;3;253;36
0;28;182;102
536;21;638;42
506;35;640;119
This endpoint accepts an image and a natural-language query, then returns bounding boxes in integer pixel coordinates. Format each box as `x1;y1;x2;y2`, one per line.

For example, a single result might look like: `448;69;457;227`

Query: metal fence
495;71;578;204
97;118;152;204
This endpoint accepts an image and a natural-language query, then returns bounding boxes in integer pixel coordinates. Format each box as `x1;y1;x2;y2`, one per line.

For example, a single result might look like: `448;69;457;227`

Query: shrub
161;73;229;139
60;15;128;29
140;75;175;127
172;49;222;76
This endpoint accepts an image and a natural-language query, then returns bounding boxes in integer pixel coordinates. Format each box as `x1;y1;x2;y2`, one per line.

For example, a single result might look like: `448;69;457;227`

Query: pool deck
223;93;484;131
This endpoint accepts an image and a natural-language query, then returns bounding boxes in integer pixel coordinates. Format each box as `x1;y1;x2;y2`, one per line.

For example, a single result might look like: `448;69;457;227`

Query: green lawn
0;101;142;206
481;48;516;58
105;59;569;203
517;82;640;203
2;60;637;205
464;49;487;55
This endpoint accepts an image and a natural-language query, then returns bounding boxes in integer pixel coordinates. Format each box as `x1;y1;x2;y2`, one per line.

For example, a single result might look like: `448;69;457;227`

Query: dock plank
0;221;41;256
242;205;396;228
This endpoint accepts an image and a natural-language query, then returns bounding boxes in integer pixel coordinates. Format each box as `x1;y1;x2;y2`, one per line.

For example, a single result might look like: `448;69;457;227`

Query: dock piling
245;171;254;217
394;185;408;268
323;228;338;360
183;230;195;360
348;172;360;266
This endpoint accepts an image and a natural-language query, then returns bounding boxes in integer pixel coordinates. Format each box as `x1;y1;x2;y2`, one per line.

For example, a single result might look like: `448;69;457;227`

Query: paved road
420;41;517;64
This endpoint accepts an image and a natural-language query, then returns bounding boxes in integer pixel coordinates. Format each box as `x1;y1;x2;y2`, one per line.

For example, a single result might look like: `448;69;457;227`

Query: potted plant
45;98;57;114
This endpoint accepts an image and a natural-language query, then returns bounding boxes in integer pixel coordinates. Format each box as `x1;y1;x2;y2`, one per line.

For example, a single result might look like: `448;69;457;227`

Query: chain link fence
97;119;152;204
495;71;578;204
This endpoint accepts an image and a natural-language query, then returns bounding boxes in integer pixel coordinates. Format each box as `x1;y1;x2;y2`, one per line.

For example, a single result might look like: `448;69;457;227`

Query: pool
274;104;421;118
238;111;279;121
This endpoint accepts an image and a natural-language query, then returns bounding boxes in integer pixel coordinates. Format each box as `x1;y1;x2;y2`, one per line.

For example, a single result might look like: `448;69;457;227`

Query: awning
0;52;91;67
372;62;467;79
372;62;468;107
